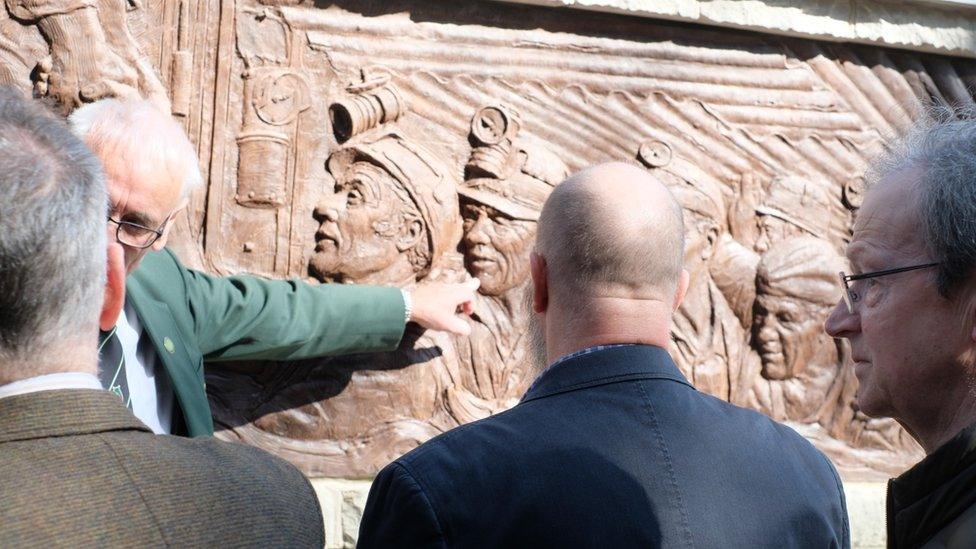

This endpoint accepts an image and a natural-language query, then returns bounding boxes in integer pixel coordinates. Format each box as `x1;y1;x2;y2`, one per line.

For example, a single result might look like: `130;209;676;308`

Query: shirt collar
521;344;691;404
0;372;103;401
525;344;635;395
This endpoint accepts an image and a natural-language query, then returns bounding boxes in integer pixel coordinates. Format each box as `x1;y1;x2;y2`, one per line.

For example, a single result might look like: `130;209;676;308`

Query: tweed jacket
359;345;850;548
127;249;407;436
0;389;324;547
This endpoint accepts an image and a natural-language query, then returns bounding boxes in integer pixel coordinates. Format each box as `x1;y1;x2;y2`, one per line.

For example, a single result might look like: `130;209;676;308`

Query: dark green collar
888;421;976;547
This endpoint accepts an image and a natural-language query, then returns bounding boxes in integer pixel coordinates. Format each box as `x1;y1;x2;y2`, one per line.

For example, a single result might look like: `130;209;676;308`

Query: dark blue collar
520;344;692;404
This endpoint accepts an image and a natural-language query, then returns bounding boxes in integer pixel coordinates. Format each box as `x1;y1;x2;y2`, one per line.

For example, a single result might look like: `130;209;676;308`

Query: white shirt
0;372;103;400
115;301;175;434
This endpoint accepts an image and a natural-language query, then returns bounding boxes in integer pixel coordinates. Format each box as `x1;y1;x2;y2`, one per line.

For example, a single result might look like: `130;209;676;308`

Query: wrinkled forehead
103;155;183;223
849;168;928;261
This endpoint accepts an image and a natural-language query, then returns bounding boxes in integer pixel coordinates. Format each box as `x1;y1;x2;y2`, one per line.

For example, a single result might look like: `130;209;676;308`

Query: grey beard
523;289;548;377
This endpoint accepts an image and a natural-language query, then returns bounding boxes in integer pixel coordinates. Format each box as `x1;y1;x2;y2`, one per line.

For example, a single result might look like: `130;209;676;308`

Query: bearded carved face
460;201;534;296
310;161;421;282
754;292;832;380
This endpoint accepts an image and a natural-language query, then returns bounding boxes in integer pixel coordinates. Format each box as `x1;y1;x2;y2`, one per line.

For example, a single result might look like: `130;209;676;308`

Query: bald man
358;163;850;548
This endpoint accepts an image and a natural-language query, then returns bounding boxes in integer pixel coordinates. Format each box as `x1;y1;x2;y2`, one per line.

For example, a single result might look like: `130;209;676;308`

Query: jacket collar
888;421;976;547
125;281;214;437
521;344;692;404
0;389;150;443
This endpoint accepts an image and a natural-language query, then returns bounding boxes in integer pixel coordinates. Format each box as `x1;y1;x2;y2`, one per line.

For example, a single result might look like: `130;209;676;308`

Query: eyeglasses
107;215;169;249
839;262;939;313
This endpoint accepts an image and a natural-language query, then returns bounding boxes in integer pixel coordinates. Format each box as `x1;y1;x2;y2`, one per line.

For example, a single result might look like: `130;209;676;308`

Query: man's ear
396;217;424;252
701;225;720;261
672;269;690;312
100;242;126;331
530;252;548;313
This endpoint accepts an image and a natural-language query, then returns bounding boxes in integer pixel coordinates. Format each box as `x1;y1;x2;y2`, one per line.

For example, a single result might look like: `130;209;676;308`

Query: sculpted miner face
754;293;825;380
680;210;719;279
310;161;418;282
461;200;534;296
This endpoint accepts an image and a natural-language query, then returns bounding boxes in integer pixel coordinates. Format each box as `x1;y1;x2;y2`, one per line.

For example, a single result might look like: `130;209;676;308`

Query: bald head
535;162;685;305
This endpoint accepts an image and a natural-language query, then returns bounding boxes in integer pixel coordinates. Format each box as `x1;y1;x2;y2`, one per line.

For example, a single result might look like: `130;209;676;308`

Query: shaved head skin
530;162;689;367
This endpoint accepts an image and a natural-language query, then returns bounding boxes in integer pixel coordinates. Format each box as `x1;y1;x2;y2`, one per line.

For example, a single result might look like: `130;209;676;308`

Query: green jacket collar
126;280;214;437
888;421;976;547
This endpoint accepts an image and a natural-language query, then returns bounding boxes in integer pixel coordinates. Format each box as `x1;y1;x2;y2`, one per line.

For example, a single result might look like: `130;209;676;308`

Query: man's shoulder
108;429;311;489
101;430;325;543
669;386;841;482
398;401;531;465
1;425;324;546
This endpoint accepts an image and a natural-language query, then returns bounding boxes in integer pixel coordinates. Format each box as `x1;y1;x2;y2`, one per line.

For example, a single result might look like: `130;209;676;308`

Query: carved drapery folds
4;0;167;111
14;0;976;479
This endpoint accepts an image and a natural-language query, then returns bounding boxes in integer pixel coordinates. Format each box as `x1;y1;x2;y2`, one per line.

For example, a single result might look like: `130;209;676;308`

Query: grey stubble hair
867;107;976;298
0;87;107;364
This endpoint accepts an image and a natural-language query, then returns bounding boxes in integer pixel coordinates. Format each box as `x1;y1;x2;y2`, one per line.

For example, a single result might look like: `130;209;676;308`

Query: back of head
68;98;203;198
0;88;106;377
535;162;685;308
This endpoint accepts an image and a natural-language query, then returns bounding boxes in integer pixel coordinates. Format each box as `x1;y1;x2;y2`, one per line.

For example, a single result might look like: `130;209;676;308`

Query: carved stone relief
18;0;976;479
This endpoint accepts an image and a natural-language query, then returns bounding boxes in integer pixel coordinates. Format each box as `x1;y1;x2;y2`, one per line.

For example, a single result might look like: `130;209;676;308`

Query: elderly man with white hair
826;114;976;547
69;98;478;437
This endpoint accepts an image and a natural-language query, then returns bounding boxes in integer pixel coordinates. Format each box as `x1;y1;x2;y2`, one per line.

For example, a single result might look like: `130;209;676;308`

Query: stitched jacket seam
95;434;171;547
392;461;449;547
822;449;851;548
635;379;694;548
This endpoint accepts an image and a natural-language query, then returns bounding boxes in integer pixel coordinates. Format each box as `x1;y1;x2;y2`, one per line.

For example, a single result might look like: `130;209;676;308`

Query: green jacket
127;249;407;437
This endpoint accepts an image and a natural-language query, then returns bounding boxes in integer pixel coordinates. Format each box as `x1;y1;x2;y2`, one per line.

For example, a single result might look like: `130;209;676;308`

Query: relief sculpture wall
13;0;976;481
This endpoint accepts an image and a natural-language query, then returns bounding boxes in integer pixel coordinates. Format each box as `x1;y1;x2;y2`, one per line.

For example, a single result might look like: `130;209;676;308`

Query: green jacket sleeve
137;249;407;362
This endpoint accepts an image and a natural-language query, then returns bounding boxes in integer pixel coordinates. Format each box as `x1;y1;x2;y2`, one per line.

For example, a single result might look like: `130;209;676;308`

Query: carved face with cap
662;167;725;279
754;236;843;380
755;176;832;253
310;133;459;284
459;133;568;296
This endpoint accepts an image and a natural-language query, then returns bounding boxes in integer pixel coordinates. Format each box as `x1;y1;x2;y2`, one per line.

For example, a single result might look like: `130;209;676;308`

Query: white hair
68;98;203;198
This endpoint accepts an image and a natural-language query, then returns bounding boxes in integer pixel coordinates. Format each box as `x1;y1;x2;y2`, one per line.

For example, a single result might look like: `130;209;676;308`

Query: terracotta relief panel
8;0;976;479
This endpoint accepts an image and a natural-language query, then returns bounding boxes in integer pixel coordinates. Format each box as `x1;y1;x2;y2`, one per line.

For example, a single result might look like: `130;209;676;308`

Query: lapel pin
163;337;176;354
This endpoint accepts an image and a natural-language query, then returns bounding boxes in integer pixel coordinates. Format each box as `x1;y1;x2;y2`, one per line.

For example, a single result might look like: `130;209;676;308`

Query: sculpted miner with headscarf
750;236;845;423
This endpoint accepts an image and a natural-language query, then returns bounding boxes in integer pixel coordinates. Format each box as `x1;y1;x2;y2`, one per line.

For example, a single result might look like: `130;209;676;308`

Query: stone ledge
496;0;976;58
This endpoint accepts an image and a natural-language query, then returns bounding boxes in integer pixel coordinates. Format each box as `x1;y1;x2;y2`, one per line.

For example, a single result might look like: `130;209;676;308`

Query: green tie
98;327;131;408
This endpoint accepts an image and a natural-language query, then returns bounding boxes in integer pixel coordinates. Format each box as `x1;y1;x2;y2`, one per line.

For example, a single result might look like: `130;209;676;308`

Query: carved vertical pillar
235;68;308;208
169;0;192;117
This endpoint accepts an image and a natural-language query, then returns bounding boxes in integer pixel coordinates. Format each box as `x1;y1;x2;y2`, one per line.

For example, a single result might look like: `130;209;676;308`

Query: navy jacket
359;345;850;548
